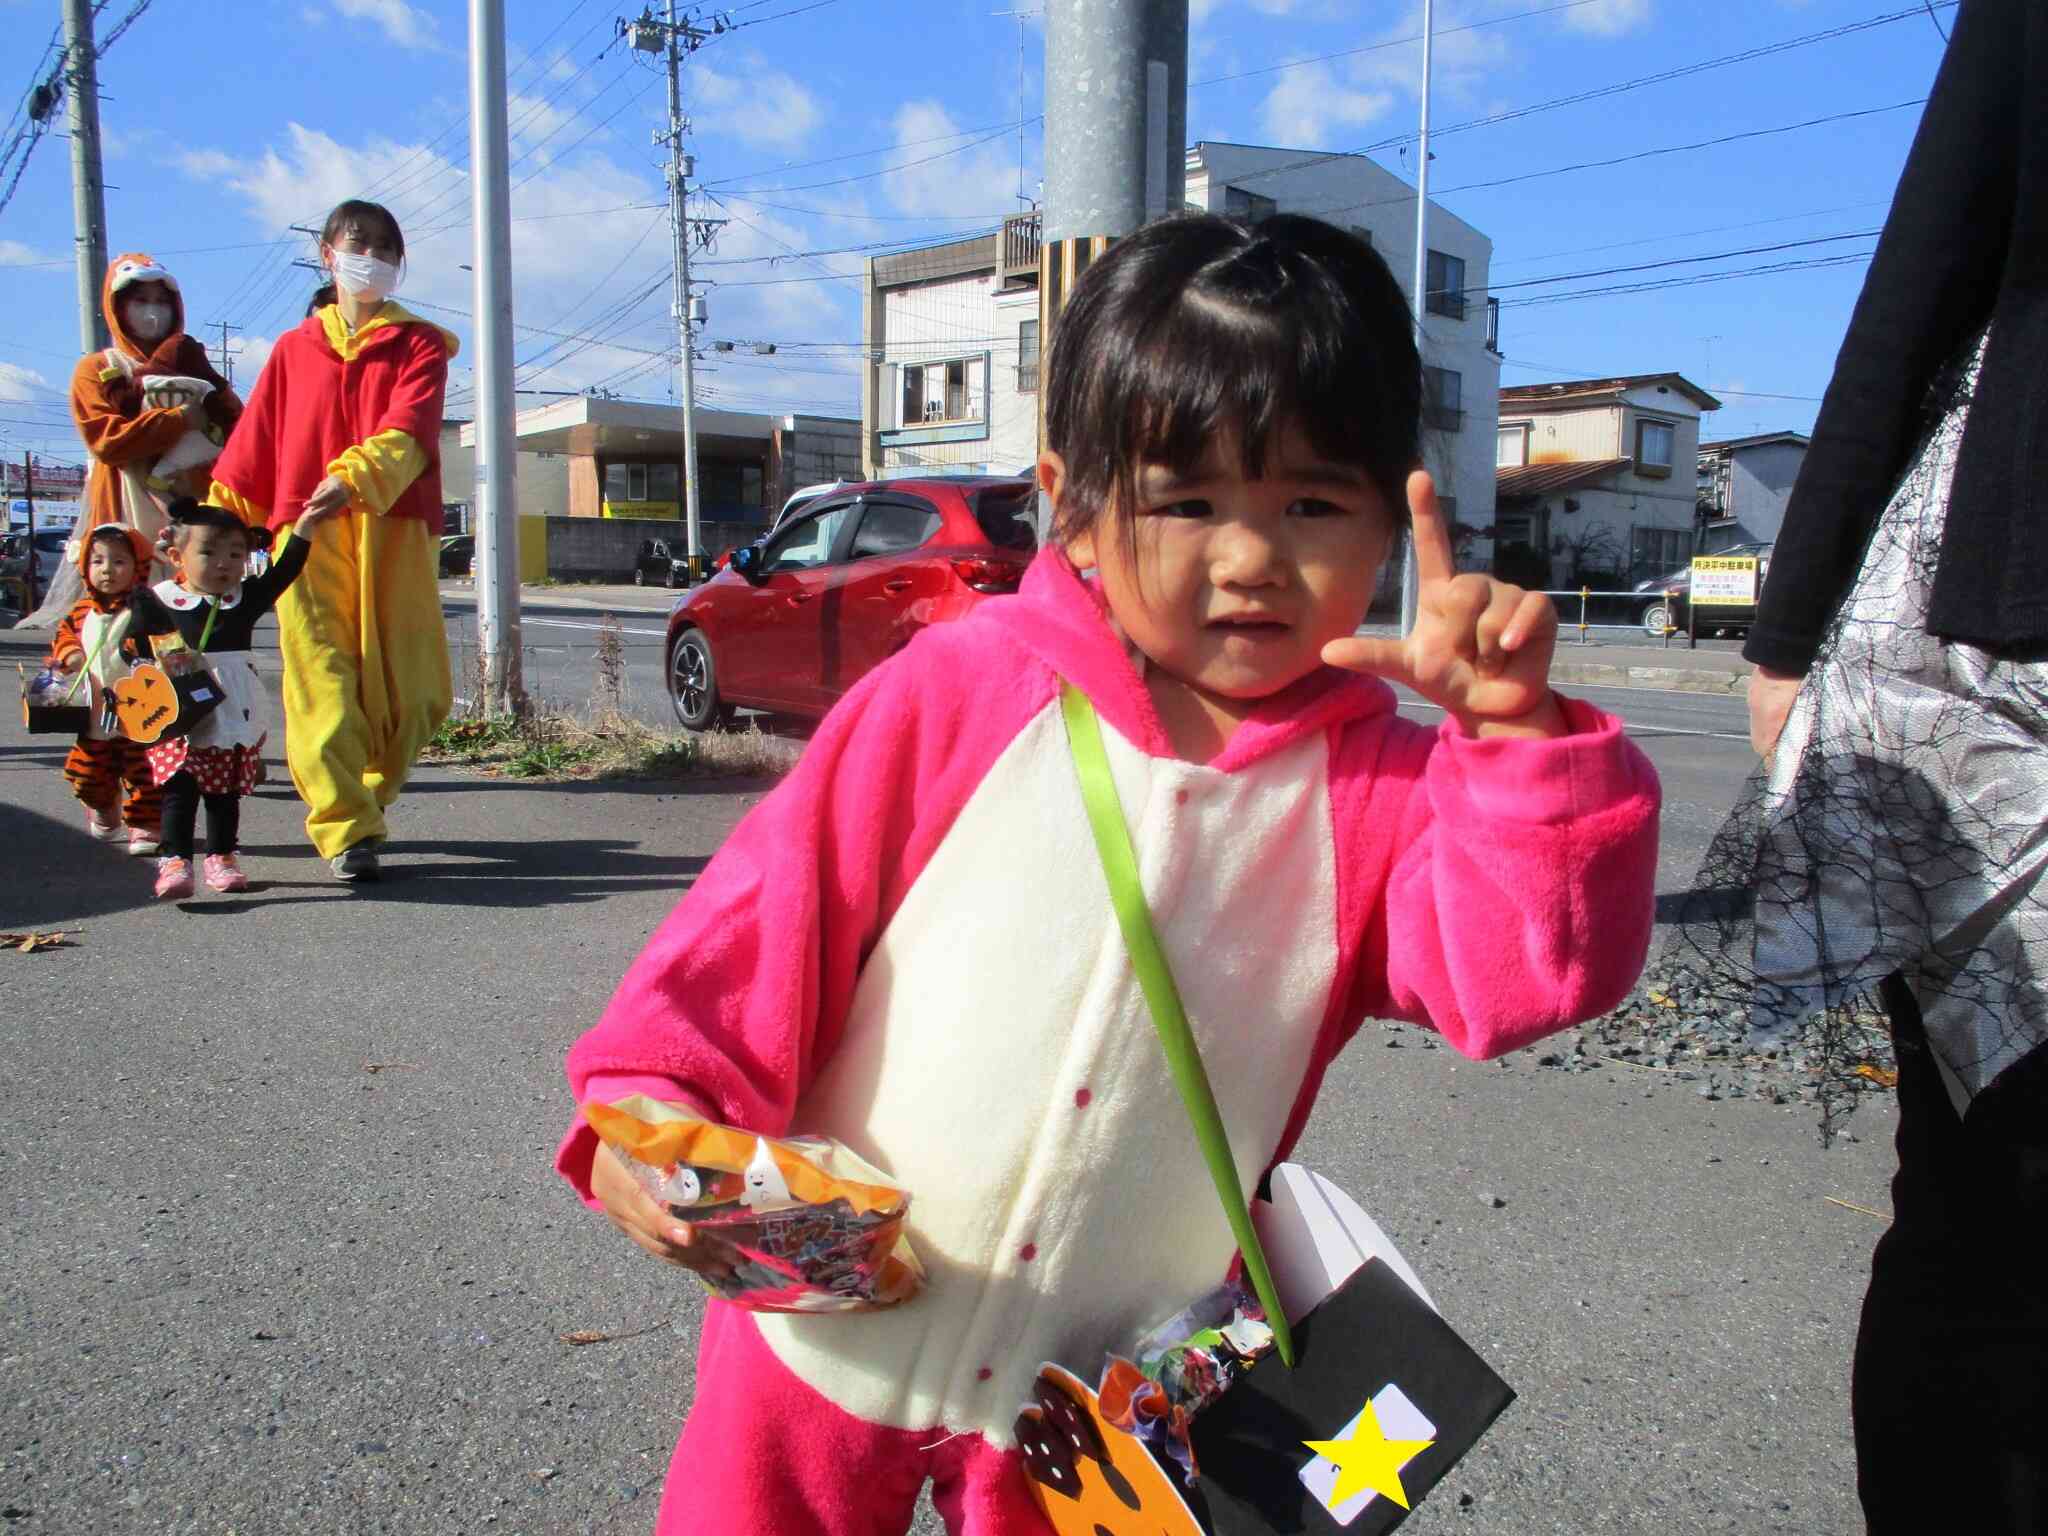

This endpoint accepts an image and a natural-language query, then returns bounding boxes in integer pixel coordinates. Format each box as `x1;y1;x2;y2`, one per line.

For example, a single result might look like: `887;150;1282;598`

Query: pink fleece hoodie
557;545;1659;1448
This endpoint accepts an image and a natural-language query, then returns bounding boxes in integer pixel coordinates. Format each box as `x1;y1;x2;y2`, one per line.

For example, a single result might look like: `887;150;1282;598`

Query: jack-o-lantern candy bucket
111;658;222;745
19;664;92;735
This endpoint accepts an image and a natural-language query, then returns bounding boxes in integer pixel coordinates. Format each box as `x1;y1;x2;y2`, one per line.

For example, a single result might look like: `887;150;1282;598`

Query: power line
1186;0;1609;89
1226;2;1958;191
1500;250;1875;310
1299;100;1925;222
1491;199;1893;271
1477;229;1882;298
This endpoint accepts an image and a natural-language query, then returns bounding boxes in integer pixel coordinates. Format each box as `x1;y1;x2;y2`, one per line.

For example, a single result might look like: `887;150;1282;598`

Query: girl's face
86;539;137;597
176;526;249;597
1056;421;1395;712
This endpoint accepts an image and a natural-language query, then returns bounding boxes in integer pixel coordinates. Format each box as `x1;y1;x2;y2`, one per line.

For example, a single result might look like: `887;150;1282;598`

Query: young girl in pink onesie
557;213;1661;1534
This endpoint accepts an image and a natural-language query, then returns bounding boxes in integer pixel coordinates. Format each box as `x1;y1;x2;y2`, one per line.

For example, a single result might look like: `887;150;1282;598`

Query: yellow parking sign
1690;556;1759;606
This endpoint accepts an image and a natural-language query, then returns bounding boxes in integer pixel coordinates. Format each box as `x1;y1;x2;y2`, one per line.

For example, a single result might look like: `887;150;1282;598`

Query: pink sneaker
86;808;120;841
202;853;248;893
127;828;160;858
153;857;195;900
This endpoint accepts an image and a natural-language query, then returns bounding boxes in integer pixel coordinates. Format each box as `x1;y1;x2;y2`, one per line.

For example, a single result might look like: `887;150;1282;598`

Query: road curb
1551;661;1750;694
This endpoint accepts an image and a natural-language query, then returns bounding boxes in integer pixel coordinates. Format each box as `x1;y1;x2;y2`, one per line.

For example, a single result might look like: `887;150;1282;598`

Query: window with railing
1424;366;1464;432
1017;318;1040;393
899;357;987;428
1426;248;1467;320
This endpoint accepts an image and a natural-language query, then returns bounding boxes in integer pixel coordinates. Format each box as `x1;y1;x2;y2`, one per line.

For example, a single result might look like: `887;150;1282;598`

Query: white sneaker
86;808;120;841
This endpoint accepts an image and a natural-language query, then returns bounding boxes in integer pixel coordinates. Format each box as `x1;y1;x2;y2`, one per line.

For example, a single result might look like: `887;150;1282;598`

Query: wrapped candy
585;1095;924;1314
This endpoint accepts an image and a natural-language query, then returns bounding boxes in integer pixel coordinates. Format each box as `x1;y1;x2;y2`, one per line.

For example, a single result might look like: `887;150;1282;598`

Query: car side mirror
729;541;766;583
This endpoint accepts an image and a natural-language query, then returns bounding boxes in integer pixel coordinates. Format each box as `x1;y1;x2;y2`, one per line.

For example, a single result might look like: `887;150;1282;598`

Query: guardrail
1535;587;1681;646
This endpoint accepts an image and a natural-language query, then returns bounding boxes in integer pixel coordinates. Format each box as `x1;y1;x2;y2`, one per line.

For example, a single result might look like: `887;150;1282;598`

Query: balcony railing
1001;212;1042;285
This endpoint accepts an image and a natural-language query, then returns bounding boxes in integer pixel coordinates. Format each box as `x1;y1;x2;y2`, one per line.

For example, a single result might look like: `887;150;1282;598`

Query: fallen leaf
560;1317;675;1347
0;931;71;954
1854;1063;1899;1088
1647;989;1677;1008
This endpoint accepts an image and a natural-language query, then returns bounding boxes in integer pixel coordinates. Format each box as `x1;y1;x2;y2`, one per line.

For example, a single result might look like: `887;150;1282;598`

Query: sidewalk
1;651;1884;1536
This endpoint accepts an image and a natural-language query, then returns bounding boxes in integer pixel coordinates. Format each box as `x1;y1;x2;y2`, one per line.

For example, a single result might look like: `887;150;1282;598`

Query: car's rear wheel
669;628;732;731
665;565;680;590
1641;600;1673;637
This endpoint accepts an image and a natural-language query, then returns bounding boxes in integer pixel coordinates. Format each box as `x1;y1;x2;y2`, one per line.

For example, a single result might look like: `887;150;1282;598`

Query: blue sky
0;0;1953;470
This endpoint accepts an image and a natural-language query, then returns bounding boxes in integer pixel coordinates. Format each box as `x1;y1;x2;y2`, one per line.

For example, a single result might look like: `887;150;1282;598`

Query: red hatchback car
664;476;1039;728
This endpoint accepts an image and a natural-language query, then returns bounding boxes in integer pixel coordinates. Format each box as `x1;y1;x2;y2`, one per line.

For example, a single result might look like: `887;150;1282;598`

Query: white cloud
1563;0;1652;35
331;0;441;51
507;91;585;157
187;118;870;415
691;56;824;151
1259;63;1393;148
228;333;278;386
0;238;63;269
881;101;1025;219
0;362;52;405
176;149;241;180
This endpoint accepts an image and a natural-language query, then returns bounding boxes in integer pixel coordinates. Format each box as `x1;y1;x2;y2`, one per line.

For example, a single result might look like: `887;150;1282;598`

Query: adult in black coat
1746;3;2047;1532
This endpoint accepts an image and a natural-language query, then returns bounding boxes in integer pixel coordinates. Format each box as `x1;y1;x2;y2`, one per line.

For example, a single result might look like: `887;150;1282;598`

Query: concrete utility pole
1036;0;1185;500
1402;0;1435;638
468;0;524;714
210;320;241;385
62;0;109;355
628;5;726;582
1042;0;1186;242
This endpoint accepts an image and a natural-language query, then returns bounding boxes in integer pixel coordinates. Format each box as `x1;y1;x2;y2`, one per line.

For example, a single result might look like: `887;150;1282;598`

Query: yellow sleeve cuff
208;479;270;528
328;429;428;515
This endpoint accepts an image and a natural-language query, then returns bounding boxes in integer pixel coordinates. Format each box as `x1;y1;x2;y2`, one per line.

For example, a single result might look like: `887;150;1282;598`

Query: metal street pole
666;0;705;580
469;0;523;713
1042;0;1186;241
1401;0;1434;638
62;0;109;354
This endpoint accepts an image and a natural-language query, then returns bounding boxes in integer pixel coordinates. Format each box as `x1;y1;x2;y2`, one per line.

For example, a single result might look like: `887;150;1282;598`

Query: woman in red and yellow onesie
208;200;456;882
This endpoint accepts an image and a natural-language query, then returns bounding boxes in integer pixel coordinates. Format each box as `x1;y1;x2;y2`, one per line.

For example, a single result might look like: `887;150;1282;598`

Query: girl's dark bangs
1124;284;1391;489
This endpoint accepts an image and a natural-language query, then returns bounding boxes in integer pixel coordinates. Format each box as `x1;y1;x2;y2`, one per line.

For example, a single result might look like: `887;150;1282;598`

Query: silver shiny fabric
1754;328;2048;1114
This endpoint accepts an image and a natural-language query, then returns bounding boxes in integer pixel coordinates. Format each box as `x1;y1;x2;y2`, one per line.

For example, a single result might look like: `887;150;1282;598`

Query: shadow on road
0;800;158;928
193;838;709;911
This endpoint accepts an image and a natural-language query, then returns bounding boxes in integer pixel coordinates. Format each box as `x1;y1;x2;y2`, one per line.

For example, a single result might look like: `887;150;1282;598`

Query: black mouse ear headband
158;495;271;551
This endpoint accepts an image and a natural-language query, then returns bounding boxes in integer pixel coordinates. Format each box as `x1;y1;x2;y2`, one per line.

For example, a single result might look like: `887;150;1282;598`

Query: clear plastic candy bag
585;1095;924;1314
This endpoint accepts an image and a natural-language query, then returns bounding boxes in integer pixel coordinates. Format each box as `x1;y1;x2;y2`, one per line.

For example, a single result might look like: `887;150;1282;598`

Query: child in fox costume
25;254;243;628
47;523;162;856
556;215;1663;1534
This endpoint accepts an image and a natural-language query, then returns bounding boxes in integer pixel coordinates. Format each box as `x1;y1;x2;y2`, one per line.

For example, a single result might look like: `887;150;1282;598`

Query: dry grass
425;706;800;783
427;626;800;784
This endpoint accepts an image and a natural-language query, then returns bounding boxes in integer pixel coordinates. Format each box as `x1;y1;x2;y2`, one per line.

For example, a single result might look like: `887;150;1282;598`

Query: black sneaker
330;843;382;882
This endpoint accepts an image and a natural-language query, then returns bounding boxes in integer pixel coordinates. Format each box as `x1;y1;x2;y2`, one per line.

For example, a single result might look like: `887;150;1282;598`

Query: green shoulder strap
1061;683;1297;1368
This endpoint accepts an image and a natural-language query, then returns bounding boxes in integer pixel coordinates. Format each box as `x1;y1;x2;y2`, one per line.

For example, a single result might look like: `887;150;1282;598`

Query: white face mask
126;301;174;342
326;248;401;302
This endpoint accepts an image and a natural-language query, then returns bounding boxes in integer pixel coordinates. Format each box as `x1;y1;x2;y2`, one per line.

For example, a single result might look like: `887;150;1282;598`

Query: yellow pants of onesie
277;513;451;859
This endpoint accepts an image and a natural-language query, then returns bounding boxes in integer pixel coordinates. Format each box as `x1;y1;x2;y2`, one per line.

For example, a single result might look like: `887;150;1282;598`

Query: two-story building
1494;373;1721;589
860;139;1502;559
1695;430;1809;552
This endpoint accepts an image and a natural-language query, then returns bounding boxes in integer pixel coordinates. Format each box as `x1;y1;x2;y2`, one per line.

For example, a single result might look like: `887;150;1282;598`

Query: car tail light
950;556;1025;594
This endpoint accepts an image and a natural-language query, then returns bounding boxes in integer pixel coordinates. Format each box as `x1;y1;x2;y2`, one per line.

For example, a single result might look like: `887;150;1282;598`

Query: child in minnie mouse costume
125;498;336;899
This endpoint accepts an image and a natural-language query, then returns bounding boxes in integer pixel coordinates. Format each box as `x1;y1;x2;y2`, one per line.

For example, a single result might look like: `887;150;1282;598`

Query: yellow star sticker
1303;1399;1435;1511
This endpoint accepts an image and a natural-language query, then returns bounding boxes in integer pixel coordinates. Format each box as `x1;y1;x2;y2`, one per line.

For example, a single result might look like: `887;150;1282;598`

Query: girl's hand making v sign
1324;470;1567;740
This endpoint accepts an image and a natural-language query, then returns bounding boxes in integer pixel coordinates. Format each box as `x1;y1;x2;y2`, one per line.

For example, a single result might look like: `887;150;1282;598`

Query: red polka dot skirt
144;738;261;796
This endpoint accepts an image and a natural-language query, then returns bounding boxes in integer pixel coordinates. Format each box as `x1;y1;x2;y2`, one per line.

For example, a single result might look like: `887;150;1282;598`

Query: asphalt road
435;586;1759;894
1;611;1881;1536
